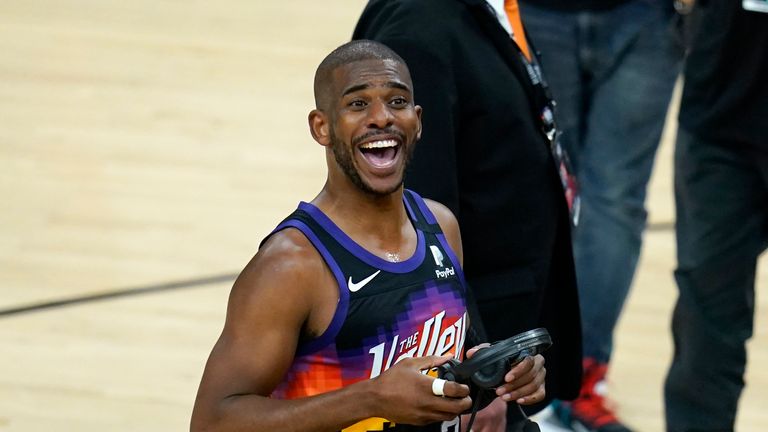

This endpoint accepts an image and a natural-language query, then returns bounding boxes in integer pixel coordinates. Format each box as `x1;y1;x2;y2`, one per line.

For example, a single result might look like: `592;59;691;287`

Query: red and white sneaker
552;358;633;432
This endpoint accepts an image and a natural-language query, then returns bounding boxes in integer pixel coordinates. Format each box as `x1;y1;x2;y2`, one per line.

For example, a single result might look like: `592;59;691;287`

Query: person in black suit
665;1;768;431
353;1;582;430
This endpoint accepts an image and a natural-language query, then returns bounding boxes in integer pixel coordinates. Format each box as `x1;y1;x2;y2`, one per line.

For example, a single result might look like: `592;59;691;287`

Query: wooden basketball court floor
0;1;765;430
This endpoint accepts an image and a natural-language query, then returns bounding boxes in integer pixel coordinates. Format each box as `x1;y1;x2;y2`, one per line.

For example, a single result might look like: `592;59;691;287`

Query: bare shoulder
423;198;463;264
239;228;325;287
236;228;324;295
423;199;458;231
225;227;330;336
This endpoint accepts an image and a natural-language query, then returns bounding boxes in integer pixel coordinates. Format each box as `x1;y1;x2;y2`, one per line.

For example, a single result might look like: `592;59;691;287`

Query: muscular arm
191;228;472;432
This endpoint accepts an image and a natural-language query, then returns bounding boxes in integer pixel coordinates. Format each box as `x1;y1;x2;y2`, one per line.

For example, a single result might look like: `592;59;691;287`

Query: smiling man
190;40;547;432
312;46;418;197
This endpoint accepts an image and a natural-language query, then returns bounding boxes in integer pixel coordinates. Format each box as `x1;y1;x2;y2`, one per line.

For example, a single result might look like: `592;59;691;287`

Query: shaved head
314;40;410;111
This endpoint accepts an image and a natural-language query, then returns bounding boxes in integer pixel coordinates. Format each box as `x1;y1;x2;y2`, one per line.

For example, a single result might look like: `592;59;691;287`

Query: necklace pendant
385;252;401;263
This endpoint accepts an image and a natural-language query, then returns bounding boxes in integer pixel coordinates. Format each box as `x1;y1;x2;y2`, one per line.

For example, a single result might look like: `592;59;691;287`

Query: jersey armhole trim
406;189;439;226
272;220;349;356
405;190;467;291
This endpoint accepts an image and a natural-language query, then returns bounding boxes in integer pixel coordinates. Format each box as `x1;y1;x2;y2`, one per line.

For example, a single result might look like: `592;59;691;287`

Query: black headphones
435;327;552;430
436;327;552;390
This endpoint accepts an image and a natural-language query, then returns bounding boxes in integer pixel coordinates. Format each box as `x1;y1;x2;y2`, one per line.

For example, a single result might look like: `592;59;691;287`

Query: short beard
330;129;409;197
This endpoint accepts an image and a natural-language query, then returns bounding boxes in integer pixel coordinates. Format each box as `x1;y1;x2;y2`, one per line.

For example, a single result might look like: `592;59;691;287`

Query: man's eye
391;97;408;106
349;100;367;108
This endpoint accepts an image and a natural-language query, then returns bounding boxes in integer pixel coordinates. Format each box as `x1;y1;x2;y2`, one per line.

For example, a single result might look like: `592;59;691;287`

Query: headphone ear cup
470;360;508;389
436;358;462;382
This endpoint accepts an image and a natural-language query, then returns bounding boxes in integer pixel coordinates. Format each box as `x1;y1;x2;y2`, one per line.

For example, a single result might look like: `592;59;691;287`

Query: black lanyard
517;48;581;226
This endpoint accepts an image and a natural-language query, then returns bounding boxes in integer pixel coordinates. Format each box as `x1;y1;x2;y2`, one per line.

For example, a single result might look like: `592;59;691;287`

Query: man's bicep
191;308;302;431
203;311;302;398
195;247;316;406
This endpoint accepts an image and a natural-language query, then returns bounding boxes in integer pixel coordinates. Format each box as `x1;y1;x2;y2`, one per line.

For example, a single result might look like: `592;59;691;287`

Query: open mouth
358;139;400;168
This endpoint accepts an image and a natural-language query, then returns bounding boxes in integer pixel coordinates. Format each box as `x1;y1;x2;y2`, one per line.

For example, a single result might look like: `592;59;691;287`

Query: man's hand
370;355;473;425
456;345;547;432
496;354;546;405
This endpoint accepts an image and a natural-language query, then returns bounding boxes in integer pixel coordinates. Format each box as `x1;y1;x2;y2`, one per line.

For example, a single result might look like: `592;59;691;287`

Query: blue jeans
520;0;683;362
664;127;768;432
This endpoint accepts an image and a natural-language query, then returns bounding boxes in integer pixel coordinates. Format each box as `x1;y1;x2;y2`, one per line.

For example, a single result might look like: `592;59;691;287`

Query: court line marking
0;222;674;318
0;272;238;318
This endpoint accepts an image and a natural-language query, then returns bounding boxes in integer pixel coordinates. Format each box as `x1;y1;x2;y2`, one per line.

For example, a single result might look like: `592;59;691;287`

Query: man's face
325;59;422;196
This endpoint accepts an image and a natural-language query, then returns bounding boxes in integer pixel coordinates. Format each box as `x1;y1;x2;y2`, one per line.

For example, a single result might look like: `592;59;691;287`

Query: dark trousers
521;0;683;363
664;127;768;431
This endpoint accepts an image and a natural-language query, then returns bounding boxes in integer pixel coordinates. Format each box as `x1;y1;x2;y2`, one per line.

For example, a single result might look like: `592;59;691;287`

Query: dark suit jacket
353;0;582;406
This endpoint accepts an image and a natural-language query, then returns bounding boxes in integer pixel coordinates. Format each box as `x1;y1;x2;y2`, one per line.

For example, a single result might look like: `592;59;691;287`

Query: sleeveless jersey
266;190;469;432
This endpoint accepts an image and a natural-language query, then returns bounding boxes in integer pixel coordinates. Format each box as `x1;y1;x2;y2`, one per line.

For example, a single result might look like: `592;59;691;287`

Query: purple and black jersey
266;190;470;432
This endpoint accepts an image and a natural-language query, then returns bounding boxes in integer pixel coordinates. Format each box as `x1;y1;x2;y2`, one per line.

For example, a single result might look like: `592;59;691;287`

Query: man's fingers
505;356;535;381
465;343;491;359
516;384;546;405
497;355;546;399
408;354;454;371
432;392;473;413
504;354;545;383
440;379;470;398
499;367;546;401
429;376;470;398
498;364;545;394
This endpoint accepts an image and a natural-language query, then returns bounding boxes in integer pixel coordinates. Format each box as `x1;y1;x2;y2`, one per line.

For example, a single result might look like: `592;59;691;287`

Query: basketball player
190;40;546;432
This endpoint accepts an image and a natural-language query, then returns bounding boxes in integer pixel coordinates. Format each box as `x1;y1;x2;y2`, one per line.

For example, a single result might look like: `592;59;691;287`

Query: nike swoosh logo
347;270;381;293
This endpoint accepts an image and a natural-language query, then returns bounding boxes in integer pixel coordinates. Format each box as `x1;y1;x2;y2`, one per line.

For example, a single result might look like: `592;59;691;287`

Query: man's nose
367;100;394;128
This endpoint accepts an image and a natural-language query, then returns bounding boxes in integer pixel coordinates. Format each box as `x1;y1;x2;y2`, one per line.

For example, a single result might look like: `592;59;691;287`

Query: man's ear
415;105;423;140
308;109;331;147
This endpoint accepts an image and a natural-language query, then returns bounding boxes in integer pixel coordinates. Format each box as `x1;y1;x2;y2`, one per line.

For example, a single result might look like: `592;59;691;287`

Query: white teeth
360;139;398;149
